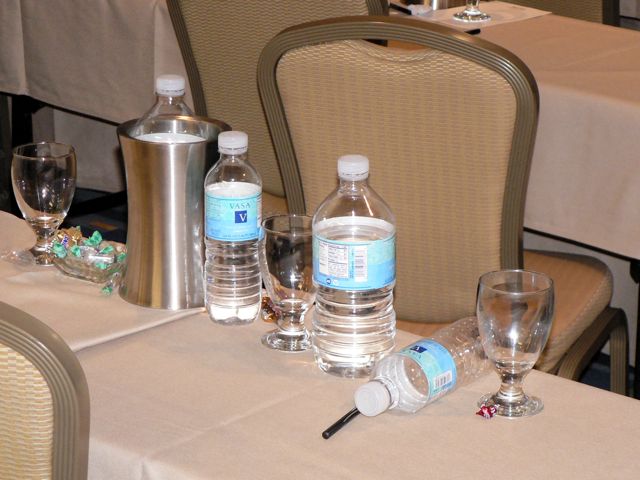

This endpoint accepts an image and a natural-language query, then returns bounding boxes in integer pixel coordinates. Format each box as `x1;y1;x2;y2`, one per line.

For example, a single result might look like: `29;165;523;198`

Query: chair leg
555;307;629;396
608;310;629;395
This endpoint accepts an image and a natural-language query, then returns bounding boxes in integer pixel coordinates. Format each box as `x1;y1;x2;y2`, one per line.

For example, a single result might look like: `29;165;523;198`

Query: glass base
453;10;491;22
1;248;53;267
262;329;311;352
478;392;544;418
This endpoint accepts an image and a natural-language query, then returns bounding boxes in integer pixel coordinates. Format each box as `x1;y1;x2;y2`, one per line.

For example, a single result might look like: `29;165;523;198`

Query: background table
0;0;191;193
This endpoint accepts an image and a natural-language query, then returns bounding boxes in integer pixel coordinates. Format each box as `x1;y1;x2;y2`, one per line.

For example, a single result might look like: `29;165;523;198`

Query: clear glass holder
453;1;491;22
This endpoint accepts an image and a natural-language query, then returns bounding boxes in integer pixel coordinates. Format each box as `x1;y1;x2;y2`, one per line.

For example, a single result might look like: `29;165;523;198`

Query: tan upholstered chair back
167;0;387;198
258;16;538;323
502;0;619;25
0;302;89;480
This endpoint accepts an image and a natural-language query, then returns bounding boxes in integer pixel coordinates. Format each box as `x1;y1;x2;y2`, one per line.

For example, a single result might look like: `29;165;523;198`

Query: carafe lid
338;154;369;181
218;131;249;154
156;74;186;96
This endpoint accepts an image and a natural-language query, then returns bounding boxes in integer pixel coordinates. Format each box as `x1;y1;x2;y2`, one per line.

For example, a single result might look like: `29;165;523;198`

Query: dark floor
65;188;636;396
65;188;128;243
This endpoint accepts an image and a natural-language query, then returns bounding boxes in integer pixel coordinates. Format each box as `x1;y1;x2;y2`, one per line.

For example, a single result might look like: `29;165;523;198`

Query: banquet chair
502;0;620;25
257;15;628;393
166;0;388;216
0;301;90;479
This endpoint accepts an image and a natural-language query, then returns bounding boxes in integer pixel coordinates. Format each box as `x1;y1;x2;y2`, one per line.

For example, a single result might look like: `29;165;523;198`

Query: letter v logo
235;210;248;223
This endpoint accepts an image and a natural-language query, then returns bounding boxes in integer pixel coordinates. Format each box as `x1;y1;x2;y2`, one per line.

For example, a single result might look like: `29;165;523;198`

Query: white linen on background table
0;212;198;352
479;15;640;259
415;1;550;30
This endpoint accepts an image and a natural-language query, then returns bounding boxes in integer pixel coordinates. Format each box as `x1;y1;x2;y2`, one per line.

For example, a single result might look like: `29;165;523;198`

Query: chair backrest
501;0;620;25
258;16;539;323
166;0;388;199
0;302;89;480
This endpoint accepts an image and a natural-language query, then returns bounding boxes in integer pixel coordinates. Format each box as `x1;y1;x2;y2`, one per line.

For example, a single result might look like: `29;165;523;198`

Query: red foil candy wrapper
476;404;497;419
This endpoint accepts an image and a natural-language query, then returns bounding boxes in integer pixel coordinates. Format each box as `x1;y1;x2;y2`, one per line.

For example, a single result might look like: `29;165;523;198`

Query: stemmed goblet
9;142;77;266
454;0;491;22
260;214;316;352
476;269;554;417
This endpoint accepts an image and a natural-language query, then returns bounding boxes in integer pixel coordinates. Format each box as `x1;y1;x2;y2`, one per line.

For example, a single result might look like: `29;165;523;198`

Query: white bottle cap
354;381;391;417
218;131;249;154
338;154;369;181
156;74;186;96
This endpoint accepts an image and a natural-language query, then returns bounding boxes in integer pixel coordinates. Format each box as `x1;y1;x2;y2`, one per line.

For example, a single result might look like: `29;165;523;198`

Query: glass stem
277;311;306;334
466;0;480;12
495;371;528;405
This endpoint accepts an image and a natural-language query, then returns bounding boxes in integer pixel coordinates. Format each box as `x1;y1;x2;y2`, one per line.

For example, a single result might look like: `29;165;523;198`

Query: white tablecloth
0;212;196;351
0;0;191;192
78;313;640;479
0;0;190;123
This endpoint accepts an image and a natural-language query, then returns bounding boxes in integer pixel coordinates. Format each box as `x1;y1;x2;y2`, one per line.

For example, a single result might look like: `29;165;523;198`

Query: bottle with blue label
204;131;262;324
312;154;396;378
354;317;490;416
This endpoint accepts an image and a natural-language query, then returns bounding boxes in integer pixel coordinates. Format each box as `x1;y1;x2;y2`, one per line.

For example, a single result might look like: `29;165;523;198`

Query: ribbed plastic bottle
312;154;396;378
135;74;204;143
354;316;490;416
204;131;262;324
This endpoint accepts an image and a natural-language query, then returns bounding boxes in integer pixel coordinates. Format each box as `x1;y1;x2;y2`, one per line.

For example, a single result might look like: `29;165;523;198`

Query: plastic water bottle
135;74;204;143
312;154;396;378
204;131;262;324
354;316;490;416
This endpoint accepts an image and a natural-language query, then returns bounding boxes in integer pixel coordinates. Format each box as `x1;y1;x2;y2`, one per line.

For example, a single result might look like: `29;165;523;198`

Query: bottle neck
156;93;185;106
219;151;248;162
338;176;369;194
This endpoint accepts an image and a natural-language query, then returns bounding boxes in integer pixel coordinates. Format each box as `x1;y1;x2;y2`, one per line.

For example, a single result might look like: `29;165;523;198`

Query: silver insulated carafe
117;115;229;309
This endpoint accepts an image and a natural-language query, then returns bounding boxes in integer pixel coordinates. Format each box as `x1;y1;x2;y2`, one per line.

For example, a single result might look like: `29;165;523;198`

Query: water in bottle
354;316;490;416
135;74;204;143
312;154;396;378
204;131;262;324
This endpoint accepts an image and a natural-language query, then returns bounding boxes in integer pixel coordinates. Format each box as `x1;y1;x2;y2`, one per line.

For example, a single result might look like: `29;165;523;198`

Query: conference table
1;211;640;479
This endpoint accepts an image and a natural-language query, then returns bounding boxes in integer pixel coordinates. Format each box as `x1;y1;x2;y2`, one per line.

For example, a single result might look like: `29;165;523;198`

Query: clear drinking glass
259;214;316;352
476;269;554;417
9;142;77;266
454;0;491;22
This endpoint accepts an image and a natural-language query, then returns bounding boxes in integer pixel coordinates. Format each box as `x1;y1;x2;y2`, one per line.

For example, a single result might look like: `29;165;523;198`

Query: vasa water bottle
135;74;205;143
312;154;396;378
204;131;262;324
354;317;490;416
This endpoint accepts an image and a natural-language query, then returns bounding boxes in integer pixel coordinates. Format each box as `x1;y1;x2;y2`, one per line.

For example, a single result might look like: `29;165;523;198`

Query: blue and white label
313;217;395;290
399;340;457;401
205;182;261;241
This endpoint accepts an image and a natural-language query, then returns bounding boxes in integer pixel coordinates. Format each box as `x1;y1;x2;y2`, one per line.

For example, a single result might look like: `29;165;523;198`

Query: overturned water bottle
312;154;396;378
354;316;490;416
